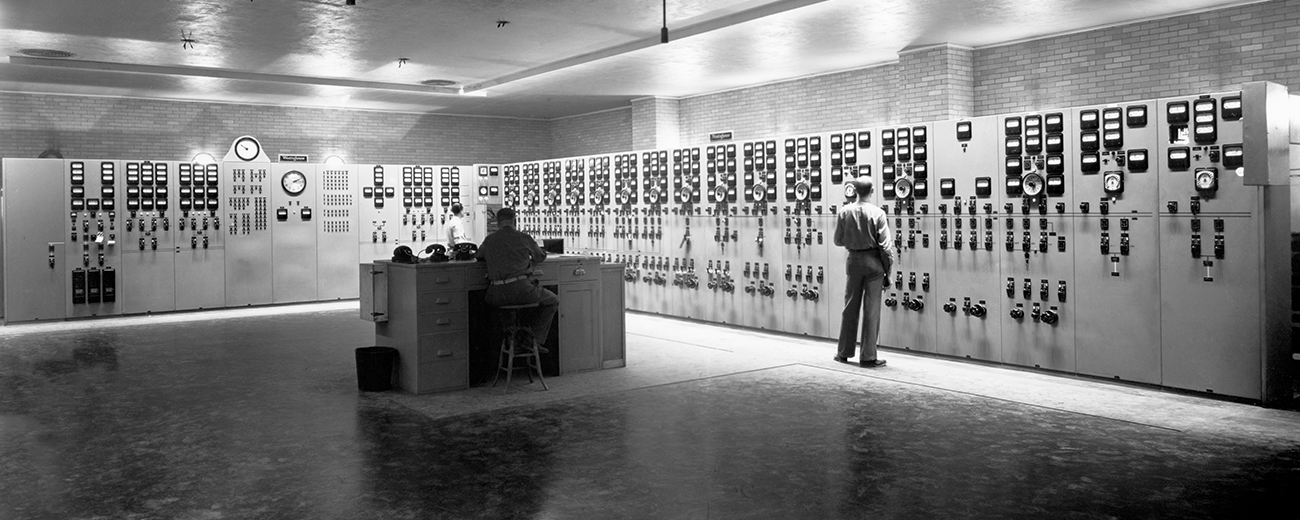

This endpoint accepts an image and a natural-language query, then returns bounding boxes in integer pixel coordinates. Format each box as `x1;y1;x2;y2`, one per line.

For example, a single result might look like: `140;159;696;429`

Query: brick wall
974;0;1300;115
550;108;634;159
0;93;551;164
676;64;899;147
631;97;681;150
898;44;975;122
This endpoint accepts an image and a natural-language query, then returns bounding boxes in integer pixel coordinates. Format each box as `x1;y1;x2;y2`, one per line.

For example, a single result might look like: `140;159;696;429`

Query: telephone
450;242;478;261
391;245;417;264
424;243;449;263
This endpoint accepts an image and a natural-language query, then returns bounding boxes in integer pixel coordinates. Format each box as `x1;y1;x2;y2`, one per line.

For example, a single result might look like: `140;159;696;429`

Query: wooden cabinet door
559;281;600;373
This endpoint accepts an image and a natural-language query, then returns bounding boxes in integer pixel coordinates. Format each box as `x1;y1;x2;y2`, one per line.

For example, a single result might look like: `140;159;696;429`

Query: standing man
475;207;558;352
833;177;894;367
446;202;470;245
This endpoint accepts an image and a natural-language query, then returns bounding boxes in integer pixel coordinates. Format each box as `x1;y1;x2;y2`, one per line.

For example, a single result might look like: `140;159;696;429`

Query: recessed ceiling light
420;79;457;87
19;49;76;59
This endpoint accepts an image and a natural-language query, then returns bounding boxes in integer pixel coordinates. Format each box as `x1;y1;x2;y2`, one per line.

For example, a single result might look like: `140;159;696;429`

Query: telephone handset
424;243;449;263
391;245;417;264
450;242;478;261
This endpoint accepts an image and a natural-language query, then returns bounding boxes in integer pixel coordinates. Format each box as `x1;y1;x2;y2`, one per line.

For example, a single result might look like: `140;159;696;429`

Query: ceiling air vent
19;49;76;58
420;79;457;87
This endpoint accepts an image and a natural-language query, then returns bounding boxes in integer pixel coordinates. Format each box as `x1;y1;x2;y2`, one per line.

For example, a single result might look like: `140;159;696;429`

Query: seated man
475;207;558;352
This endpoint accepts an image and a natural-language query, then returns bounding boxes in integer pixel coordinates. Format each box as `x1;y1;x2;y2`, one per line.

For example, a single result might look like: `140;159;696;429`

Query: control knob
884;297;897;308
906;297;924;312
1009;307;1024;319
970;304;987;318
1041;309;1059;325
942;301;958;313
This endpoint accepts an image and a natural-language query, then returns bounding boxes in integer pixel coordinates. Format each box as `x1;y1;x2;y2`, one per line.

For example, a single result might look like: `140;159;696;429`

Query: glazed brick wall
631;97;681;151
550;107;633;159
0;93;551;164
898;45;975;122
676;64;899;147
974;0;1300;115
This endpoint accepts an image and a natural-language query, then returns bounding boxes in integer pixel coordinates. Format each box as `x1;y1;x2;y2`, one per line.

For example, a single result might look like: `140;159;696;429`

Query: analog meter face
1021;173;1045;197
843;183;858;200
677;186;693;203
647;187;662;204
712;185;728;202
893;178;913;199
751;184;767;200
1103;172;1123;193
617;188;632;205
794;180;811;201
1195;168;1218;191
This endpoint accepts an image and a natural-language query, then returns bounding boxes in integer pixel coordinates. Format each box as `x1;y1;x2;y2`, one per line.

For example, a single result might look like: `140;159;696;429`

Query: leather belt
490;275;529;285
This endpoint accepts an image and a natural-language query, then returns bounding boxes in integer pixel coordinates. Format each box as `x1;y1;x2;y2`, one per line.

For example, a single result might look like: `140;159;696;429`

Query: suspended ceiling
0;0;1263;119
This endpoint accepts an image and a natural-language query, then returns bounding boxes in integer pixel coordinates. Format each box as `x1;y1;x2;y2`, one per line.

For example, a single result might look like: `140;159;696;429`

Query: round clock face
1022;173;1045;197
234;137;260;161
844;184;858;200
1104;173;1123;192
281;170;306;195
1195;169;1217;190
894;178;913;199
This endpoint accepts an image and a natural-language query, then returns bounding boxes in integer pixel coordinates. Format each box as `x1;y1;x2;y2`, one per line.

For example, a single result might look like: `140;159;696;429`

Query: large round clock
234;136;261;161
281;170;306;195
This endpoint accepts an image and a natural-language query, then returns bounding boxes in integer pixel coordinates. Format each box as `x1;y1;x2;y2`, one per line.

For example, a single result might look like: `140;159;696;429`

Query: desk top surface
375;254;607;270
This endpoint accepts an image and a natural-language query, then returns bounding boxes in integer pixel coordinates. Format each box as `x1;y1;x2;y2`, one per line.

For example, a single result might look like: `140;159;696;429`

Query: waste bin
355;346;398;391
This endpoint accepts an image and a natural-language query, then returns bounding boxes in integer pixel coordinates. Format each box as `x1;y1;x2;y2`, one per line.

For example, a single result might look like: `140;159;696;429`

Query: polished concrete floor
2;302;1298;519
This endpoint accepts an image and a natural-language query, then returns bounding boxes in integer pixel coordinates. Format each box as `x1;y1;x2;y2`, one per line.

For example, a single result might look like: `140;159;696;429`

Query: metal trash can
355;346;398;392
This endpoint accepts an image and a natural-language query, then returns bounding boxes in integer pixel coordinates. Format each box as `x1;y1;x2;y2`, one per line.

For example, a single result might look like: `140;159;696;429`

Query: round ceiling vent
19;49;76;59
420;79;457;87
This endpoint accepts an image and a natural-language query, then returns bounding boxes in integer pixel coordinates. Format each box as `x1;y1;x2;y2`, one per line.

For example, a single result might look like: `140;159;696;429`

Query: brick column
896;43;975;122
631;96;681;150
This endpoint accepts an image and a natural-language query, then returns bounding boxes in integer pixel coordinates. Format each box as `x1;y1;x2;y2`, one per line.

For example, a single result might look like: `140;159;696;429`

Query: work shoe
860;359;887;368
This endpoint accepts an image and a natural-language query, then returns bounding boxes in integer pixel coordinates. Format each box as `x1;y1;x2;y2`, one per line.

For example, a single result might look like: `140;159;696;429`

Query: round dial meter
893;178;913;199
617;188;632;205
751;184;768;200
677;186;693;203
646;187;662;204
1103;172;1123;193
1195;169;1217;191
794;180;811;201
1021;173;1045;197
234;136;261;161
712;185;728;202
281;170;306;195
844;183;858;200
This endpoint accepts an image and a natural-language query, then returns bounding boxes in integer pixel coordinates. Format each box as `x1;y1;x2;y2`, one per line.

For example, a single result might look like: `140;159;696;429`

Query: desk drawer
417;310;469;333
417;269;466;290
558;262;599;282
417;358;468;392
419;331;468;361
417;290;468;311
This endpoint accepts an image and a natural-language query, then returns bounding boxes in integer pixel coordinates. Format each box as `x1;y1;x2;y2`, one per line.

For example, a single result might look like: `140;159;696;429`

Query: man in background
447;202;469;245
833;177;893;368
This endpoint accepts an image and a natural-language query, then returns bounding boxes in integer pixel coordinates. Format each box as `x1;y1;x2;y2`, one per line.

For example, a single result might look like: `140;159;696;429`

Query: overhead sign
709;131;734;142
278;154;309;162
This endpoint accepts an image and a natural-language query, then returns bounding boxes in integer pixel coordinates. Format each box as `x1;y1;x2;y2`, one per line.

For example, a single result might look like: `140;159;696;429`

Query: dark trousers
837;250;886;360
485;280;559;345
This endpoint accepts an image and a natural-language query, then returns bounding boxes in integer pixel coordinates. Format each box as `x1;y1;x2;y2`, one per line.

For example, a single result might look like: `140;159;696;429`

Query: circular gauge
281;170;306;195
677;186;693;203
1103;173;1123;193
712;185;728;202
545;189;559;206
894;178;913;199
647;187;662;204
1021;172;1045;197
593;188;608;202
794;180;811;201
844;184;858;200
617;188;632;205
1195;169;1217;191
751;184;768;200
568;188;582;205
233;136;261;161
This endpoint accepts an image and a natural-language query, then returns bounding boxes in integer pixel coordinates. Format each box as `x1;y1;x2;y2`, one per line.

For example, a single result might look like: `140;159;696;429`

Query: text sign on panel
709;131;734;142
278;154;309;162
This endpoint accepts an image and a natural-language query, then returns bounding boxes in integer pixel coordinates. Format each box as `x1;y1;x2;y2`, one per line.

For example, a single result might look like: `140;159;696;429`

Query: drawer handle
436;318;451;325
436;350;453;357
435;298;451;304
573;268;586;276
434;277;451;284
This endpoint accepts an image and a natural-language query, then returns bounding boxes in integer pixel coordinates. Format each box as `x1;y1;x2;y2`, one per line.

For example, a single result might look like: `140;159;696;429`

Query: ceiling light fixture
497;20;509;28
397;58;408;68
661;0;669;44
181;30;197;49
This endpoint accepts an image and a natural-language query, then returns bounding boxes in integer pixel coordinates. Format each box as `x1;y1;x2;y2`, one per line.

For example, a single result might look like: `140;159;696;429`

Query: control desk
360;254;626;394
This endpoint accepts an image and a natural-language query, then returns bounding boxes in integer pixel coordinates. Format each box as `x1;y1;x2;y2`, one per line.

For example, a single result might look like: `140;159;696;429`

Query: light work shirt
834;201;896;266
475;225;547;280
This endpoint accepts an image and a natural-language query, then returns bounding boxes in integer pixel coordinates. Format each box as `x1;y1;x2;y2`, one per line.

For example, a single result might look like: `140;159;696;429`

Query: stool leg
519;330;548;391
503;331;517;394
491;334;510;388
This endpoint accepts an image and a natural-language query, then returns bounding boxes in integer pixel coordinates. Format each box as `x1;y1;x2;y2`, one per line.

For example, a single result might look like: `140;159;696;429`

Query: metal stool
491;303;549;394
